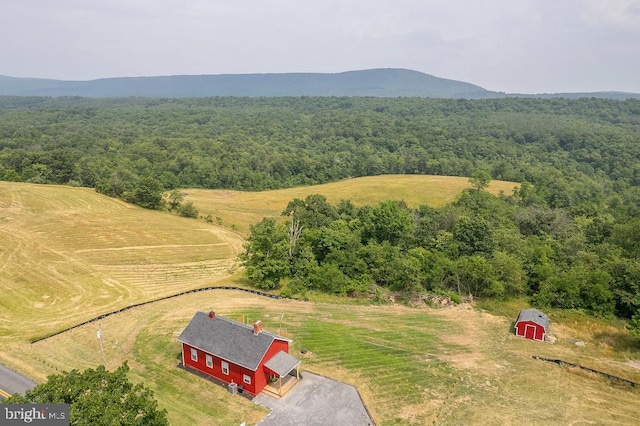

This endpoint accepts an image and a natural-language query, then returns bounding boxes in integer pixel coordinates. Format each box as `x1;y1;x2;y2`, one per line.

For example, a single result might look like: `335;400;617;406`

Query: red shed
514;308;549;341
178;311;301;396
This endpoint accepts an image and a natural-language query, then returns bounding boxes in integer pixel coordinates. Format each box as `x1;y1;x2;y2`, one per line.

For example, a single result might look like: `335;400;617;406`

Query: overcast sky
2;0;639;93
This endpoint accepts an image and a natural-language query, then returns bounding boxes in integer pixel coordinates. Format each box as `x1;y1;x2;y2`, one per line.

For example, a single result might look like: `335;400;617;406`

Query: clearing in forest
181;174;519;233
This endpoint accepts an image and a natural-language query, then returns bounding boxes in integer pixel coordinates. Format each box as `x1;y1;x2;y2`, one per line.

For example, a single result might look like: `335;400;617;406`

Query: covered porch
262;351;301;398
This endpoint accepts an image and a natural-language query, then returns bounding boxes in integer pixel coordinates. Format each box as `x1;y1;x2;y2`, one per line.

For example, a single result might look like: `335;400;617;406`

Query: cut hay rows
0;182;244;341
4;174;507;340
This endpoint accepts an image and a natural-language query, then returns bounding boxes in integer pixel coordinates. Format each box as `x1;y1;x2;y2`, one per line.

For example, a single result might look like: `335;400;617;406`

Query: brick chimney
208;311;215;318
253;320;263;335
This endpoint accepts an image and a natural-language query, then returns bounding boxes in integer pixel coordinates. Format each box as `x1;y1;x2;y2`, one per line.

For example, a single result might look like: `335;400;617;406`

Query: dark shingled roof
264;350;301;377
516;308;549;331
178;312;291;371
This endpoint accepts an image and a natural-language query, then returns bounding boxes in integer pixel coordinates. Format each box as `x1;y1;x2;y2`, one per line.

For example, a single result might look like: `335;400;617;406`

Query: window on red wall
221;361;229;375
243;374;251;384
206;355;213;368
190;348;198;362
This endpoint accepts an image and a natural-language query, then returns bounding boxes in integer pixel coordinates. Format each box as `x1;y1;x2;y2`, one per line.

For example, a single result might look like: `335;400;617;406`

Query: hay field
0;182;244;342
182;174;519;234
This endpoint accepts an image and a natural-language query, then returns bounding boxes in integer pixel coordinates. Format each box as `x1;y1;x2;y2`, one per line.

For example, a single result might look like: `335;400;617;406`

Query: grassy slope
2;177;639;425
183;174;519;234
0;182;245;341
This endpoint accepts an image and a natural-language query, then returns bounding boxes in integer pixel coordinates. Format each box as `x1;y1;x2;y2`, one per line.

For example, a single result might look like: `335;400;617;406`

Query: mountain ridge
0;69;638;99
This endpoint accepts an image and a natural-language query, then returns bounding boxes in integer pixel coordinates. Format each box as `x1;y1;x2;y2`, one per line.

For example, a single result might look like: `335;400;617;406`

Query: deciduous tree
2;362;167;426
469;169;491;191
129;176;164;210
240;218;290;289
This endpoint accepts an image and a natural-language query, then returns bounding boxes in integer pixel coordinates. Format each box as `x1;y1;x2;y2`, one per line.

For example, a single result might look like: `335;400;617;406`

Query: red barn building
178;311;301;396
514;308;549;341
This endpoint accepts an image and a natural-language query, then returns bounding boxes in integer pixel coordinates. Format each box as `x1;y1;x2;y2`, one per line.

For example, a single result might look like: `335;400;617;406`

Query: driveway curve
254;371;373;426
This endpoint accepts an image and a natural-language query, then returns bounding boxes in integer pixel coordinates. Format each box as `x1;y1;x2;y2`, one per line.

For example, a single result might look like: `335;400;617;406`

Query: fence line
532;355;639;389
30;286;282;344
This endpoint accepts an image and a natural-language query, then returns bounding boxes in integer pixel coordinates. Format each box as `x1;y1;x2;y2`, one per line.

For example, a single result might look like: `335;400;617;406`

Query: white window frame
221;361;229;375
243;374;251;385
206;355;213;368
190;348;198;362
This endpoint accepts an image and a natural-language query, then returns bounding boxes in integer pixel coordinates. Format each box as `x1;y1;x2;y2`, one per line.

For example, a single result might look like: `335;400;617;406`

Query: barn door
525;324;536;340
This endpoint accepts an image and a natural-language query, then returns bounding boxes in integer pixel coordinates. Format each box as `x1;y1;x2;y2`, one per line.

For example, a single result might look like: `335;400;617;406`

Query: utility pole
97;324;106;366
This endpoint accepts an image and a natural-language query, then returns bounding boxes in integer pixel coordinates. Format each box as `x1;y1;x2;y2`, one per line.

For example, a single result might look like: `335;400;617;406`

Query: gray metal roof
178;312;290;371
263;350;301;377
516;308;549;331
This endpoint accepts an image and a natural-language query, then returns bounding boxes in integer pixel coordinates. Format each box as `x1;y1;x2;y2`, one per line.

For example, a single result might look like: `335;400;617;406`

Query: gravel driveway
253;371;373;426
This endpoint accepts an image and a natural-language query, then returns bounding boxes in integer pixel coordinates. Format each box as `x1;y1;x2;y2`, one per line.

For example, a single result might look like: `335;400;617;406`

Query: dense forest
1;96;639;327
1;96;639;202
241;189;639;324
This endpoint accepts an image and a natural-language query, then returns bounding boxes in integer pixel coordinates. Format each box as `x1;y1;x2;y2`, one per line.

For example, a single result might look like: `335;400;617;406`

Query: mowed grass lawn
14;290;640;425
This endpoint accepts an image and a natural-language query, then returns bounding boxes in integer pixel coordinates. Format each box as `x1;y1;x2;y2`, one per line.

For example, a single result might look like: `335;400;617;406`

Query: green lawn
5;288;640;425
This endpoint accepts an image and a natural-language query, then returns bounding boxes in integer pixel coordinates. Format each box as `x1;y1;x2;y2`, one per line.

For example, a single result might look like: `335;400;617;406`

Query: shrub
177;201;199;218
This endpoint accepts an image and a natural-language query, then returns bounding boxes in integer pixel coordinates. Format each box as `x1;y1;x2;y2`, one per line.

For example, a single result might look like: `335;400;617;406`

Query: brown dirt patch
430;304;507;371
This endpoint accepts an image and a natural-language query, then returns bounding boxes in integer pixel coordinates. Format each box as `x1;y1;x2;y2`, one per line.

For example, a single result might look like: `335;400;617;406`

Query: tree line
241;187;640;328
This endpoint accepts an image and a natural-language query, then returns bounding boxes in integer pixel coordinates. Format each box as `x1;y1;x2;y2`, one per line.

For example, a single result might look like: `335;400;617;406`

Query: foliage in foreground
2;362;168;426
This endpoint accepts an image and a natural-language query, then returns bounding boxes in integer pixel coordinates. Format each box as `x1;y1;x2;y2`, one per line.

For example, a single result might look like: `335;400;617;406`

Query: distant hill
0;69;489;98
1;69;638;99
